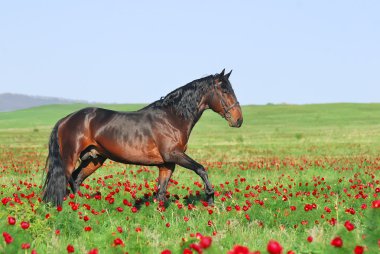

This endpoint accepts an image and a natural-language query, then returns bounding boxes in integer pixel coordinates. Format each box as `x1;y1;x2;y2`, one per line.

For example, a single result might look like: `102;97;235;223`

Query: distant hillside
0;93;87;112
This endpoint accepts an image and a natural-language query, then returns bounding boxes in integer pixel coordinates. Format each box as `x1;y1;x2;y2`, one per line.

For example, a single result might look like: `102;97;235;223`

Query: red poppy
227;245;250;254
330;236;343;248
371;200;380;208
199;236;212;249
354;245;364;254
7;216;16;225
88;249;98;254
20;221;30;230
113;238;124;246
189;243;202;254
21;243;31;249
267;240;283;254
2;232;13;244
67;244;75;253
344;220;355;231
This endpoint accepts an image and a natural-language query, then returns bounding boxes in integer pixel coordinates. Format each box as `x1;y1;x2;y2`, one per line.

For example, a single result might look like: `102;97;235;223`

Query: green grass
1;103;379;157
0;103;379;253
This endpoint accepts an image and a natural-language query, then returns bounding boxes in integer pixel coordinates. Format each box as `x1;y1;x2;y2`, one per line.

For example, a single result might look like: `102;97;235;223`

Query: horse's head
208;69;243;128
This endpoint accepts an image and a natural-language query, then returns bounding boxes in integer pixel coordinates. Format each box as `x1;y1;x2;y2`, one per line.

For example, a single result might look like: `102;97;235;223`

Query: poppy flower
7;216;16;225
20;221;30;230
344;220;355;231
2;232;13;244
114;238;124;246
88;249;98;254
330;236;343;248
199;236;212;249
189;243;202;253
354;245;364;254
267;240;283;254
67;244;75;253
372;200;380;208
21;243;31;249
227;245;250;254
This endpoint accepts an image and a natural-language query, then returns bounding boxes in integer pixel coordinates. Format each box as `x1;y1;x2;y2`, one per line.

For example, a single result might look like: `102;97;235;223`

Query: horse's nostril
236;117;243;127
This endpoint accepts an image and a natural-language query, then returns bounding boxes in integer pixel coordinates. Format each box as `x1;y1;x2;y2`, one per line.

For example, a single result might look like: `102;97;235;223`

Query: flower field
0;103;379;253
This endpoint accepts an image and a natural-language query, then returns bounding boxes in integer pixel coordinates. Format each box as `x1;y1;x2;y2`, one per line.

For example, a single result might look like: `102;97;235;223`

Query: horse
42;69;243;206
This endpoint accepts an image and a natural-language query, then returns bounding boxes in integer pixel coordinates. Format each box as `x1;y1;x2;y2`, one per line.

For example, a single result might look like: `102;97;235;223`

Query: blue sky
0;1;379;105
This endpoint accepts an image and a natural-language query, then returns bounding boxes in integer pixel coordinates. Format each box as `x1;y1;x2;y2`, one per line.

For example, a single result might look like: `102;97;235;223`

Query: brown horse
42;69;243;206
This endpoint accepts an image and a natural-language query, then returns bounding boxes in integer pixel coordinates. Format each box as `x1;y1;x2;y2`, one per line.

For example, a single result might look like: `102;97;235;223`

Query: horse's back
56;106;182;166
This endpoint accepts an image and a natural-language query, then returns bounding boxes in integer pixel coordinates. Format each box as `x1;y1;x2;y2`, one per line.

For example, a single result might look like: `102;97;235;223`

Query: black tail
42;121;67;206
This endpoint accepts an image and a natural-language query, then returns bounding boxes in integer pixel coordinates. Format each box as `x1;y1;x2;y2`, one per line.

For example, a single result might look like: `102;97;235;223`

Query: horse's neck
181;104;207;139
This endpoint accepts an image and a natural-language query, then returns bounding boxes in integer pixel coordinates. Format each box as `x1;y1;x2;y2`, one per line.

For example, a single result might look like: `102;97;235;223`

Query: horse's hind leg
70;156;106;193
155;163;175;202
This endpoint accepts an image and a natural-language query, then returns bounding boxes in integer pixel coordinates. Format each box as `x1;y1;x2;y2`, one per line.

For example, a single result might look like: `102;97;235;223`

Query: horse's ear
225;70;232;79
219;69;225;77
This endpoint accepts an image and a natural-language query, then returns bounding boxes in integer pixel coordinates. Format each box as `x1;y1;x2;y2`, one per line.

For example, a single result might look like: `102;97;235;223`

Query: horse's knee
80;148;99;161
196;167;208;177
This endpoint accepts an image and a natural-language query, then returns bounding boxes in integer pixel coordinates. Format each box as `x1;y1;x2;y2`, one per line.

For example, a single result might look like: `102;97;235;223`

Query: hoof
206;192;215;206
90;191;101;198
154;194;168;203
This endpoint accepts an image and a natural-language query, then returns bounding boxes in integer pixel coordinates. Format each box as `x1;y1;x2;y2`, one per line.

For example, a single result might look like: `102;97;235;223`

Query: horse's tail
42;120;67;206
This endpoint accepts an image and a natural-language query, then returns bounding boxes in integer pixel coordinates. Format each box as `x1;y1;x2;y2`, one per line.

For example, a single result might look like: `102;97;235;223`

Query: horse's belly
101;142;164;165
122;146;164;165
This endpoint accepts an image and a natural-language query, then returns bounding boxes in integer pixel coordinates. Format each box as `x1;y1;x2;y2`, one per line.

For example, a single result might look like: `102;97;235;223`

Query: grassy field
0;103;379;253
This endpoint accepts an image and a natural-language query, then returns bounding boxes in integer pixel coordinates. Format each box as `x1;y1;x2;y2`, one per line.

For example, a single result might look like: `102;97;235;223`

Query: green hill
0;103;379;158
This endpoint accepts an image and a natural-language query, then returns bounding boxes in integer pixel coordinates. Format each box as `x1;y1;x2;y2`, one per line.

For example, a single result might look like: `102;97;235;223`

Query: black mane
142;75;213;119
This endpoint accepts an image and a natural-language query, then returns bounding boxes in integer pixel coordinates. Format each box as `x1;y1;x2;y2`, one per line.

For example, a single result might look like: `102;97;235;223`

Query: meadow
0;103;379;253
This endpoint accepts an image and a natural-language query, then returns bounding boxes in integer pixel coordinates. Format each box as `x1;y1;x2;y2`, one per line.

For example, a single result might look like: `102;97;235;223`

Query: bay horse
42;69;243;206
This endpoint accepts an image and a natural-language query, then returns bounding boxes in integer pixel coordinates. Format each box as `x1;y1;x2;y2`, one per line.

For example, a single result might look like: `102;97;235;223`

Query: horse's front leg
155;163;175;202
169;152;214;205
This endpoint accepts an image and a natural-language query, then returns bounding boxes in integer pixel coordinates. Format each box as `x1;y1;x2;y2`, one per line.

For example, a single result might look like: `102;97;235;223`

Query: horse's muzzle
229;117;243;128
235;117;243;127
